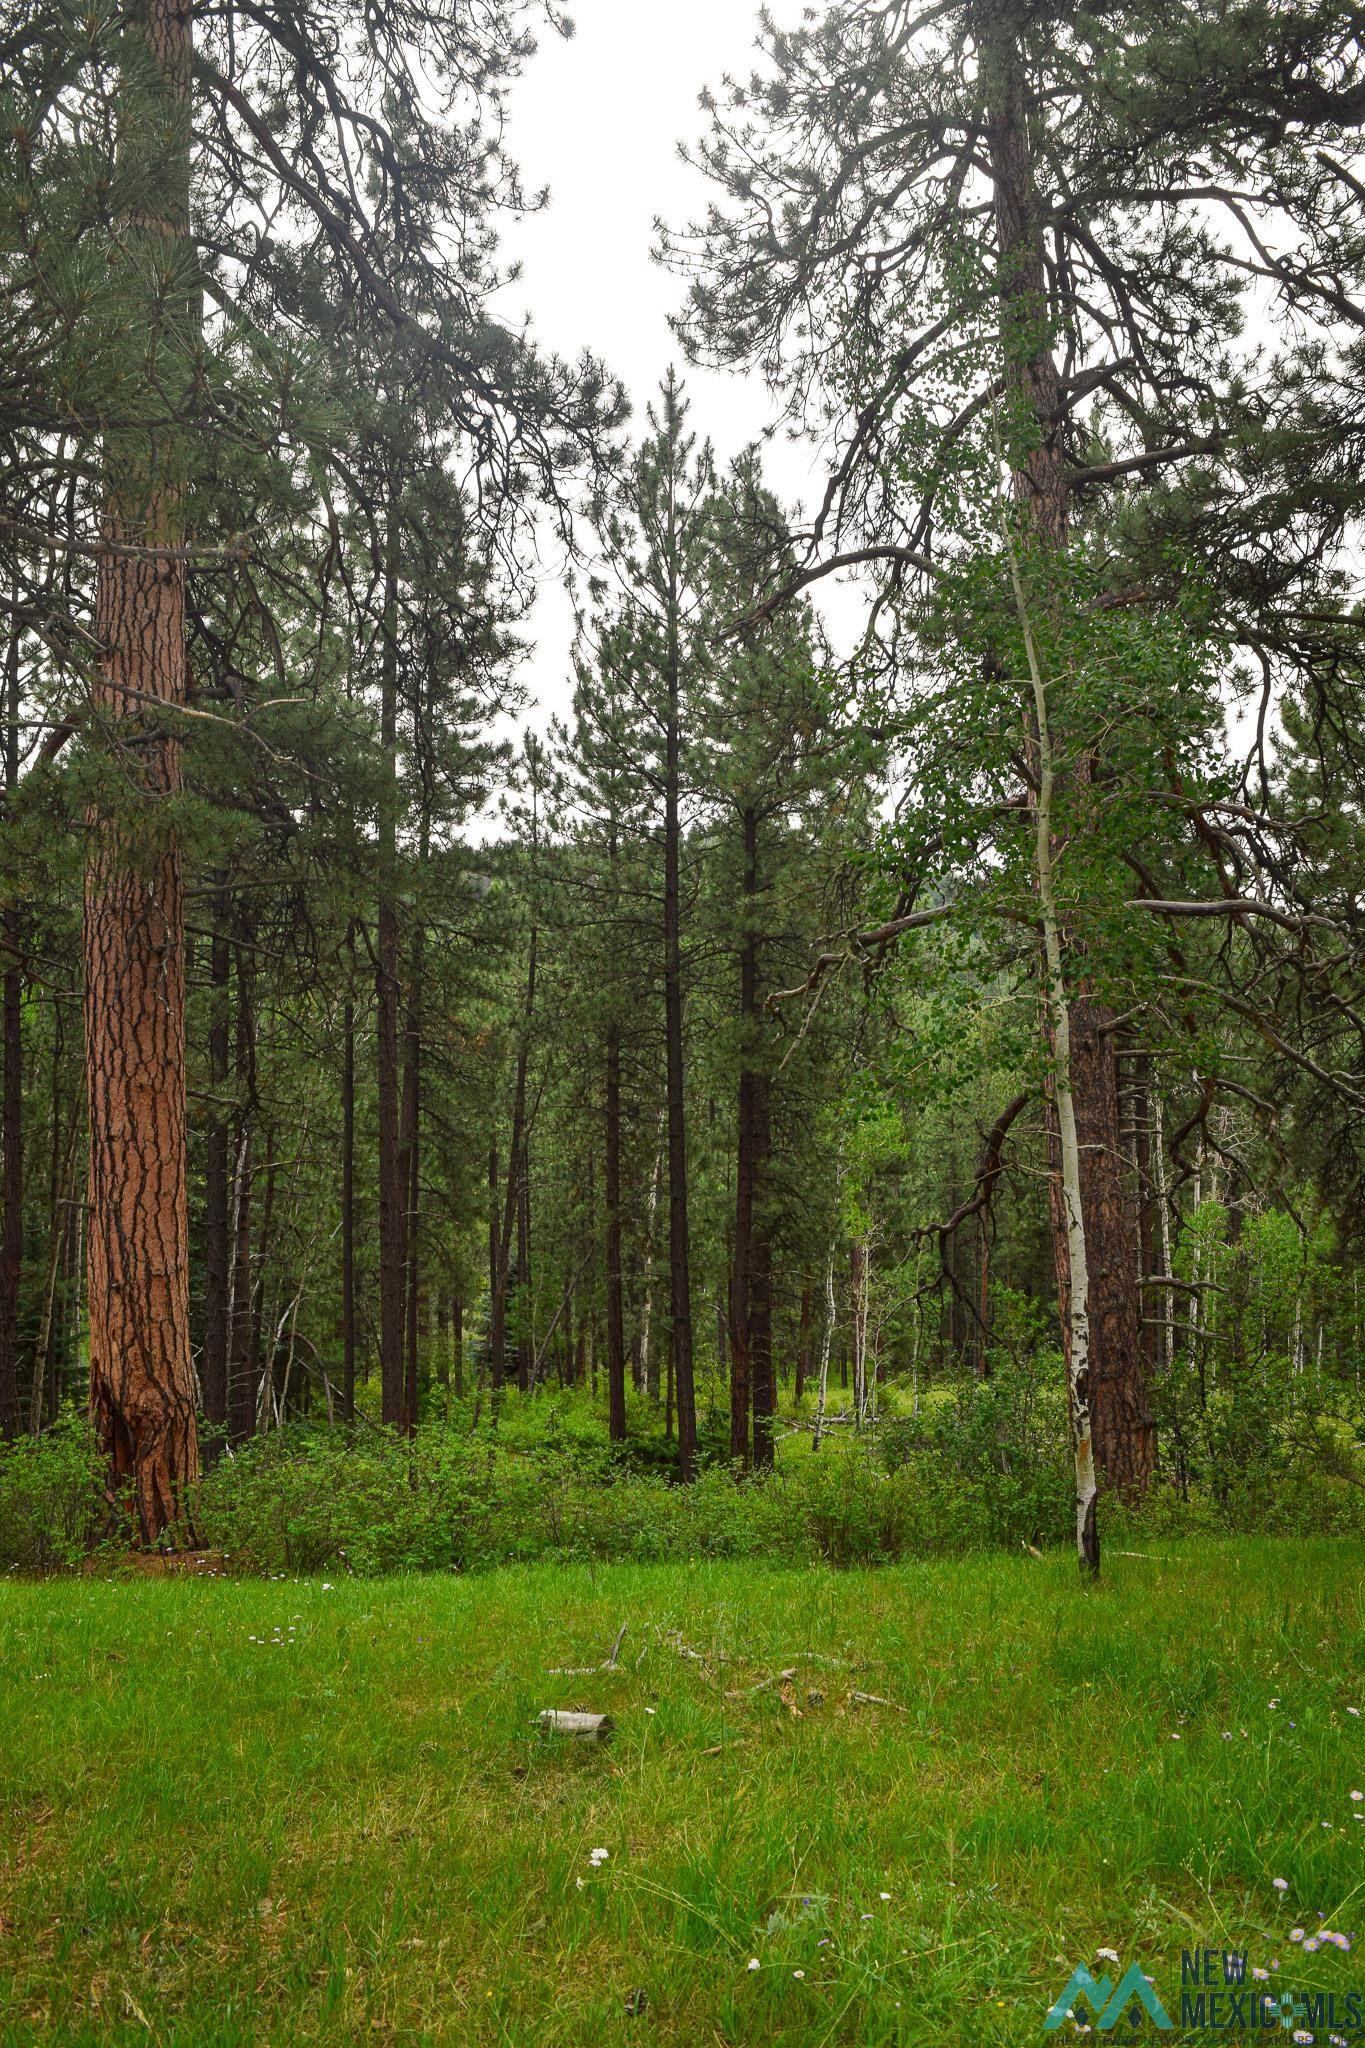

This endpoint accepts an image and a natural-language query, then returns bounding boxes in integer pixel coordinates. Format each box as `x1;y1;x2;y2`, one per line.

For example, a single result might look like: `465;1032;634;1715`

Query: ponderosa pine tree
662;0;1285;1530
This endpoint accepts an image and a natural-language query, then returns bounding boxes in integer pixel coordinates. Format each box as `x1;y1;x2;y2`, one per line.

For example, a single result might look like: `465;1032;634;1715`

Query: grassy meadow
2;1538;1363;2045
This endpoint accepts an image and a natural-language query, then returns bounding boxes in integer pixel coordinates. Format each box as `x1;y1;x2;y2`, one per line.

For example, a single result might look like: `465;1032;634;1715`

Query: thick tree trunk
86;517;199;1533
202;900;230;1446
86;0;200;1541
604;1021;627;1442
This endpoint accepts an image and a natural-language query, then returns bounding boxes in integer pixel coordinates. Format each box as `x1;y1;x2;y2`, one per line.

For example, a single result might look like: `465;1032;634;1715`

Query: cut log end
537;1709;614;1741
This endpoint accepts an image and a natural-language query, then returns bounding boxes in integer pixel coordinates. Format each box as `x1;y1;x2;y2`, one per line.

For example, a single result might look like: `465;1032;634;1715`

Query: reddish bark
85;0;200;1543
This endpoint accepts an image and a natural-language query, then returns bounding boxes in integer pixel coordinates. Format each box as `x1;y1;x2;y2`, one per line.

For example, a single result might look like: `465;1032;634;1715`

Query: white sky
500;0;862;731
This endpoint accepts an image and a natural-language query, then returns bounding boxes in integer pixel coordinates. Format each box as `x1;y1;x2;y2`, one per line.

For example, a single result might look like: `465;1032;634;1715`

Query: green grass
2;1539;1364;2045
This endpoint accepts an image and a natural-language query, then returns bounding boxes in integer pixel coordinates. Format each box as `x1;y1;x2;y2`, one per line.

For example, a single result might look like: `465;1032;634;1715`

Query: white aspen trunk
812;1247;836;1451
851;1239;870;1429
1004;518;1099;1576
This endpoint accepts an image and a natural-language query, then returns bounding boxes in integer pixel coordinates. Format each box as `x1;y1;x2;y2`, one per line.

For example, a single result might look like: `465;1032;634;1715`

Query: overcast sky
499;0;858;732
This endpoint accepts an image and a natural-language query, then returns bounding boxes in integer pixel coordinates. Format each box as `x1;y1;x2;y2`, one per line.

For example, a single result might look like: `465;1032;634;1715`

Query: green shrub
0;1413;104;1572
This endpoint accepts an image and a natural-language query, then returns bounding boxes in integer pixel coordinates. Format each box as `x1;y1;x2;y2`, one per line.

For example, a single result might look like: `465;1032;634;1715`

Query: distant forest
4;0;1365;1574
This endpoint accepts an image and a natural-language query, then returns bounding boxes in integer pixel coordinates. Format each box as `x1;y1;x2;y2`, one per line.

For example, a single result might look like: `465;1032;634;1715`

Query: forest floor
1;1540;1363;2046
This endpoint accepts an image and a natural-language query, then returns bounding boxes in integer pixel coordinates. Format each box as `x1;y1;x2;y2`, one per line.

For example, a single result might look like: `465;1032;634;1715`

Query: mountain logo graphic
1044;1961;1174;2032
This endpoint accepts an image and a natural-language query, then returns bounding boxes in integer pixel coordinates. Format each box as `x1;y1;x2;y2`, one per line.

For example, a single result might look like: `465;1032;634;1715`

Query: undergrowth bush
2;1379;1363;1576
0;1414;103;1572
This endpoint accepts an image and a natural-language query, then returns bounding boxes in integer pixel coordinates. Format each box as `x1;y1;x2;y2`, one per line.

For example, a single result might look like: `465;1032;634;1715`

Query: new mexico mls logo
1044;1962;1175;2032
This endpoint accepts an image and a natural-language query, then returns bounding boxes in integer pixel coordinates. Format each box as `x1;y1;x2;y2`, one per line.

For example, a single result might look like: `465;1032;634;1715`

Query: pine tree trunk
400;923;423;1434
516;1161;531;1394
664;664;697;1479
0;614;22;1440
750;1072;774;1469
604;1020;627;1442
226;935;256;1446
983;11;1148;1509
85;0;200;1542
340;963;356;1422
729;1073;753;1468
202;900;230;1447
490;926;535;1395
376;500;405;1428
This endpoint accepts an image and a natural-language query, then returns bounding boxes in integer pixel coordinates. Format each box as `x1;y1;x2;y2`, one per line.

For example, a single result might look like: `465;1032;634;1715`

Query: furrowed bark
85;0;201;1538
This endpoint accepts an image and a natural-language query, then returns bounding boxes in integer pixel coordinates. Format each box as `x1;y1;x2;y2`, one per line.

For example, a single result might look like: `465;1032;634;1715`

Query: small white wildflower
879;1891;891;1900
588;1848;609;1866
792;1969;805;1980
1096;1949;1120;1964
1253;1968;1269;1981
1348;1707;1361;1717
747;1958;760;1972
1274;1879;1290;1891
1352;1791;1363;1802
322;1583;334;1591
